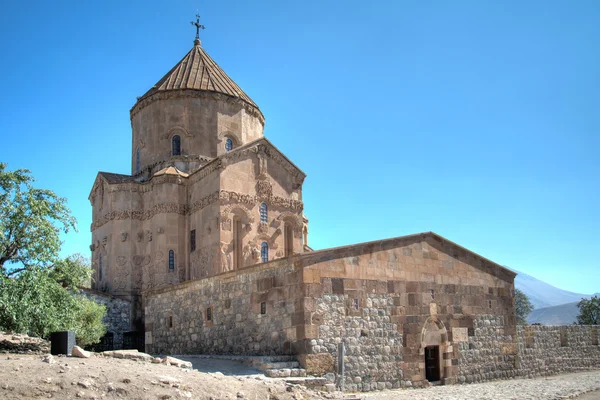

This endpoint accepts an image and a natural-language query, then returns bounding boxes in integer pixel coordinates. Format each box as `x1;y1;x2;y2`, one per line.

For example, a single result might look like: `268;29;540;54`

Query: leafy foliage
0;254;106;345
576;296;600;325
515;288;534;324
0;163;77;276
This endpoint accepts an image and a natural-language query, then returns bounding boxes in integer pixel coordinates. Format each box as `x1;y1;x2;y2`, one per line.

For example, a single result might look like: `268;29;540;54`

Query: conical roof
138;40;259;109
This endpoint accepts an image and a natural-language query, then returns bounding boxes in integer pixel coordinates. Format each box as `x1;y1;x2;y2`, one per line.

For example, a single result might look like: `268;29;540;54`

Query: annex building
89;26;600;390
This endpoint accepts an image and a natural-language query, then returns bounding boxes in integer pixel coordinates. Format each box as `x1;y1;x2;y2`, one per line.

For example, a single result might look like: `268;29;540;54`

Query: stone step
265;368;307;378
285;377;328;387
259;361;301;370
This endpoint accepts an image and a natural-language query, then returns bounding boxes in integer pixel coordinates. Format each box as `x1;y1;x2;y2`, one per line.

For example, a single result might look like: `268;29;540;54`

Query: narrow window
430;289;435;300
233;218;242;269
260;302;266;315
135;148;141;174
172;135;181;156
98;253;103;282
488;299;492;309
190;229;196;252
169;250;175;270
284;224;293;257
168;315;173;328
260;203;268;223
353;299;359;310
261;242;269;263
225;138;233;152
206;307;212;321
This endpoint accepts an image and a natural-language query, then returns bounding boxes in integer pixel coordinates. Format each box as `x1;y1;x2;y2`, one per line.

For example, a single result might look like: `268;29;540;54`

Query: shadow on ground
175;356;264;376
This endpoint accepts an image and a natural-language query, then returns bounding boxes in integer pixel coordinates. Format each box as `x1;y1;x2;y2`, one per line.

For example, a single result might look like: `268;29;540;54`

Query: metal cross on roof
190;14;205;42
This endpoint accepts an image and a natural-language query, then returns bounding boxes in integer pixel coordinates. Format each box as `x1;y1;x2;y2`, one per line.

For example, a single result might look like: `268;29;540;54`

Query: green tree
0;254;106;345
576;296;600;325
0;163;76;276
515;288;534;324
0;164;105;344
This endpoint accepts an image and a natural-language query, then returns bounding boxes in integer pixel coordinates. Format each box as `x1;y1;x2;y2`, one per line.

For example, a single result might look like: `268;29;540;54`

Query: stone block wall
516;325;600;377
80;289;132;349
315;293;404;392
144;259;305;355
457;317;600;384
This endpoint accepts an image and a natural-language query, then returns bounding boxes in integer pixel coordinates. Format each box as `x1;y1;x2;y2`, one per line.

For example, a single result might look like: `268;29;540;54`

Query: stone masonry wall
315;293;404;392
516;325;600;377
80;289;132;349
457;316;600;384
144;259;305;355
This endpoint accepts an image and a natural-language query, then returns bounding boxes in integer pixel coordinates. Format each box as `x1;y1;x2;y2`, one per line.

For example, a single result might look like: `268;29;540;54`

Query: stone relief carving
257;222;269;234
116;256;127;266
256;180;272;199
257;153;268;180
90;243;95;252
220;204;256;225
220;243;233;273
221;217;232;231
155;251;164;262
92;190;302;230
157;227;164;234
276;212;304;228
112;263;129;291
133;255;144;266
243;240;260;262
120;232;128;242
146;230;152;242
136;232;144;242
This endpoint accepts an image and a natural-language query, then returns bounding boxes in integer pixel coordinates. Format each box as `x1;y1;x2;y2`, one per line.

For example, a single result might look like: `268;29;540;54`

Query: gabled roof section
137;42;259;109
294;232;516;283
98;172;134;184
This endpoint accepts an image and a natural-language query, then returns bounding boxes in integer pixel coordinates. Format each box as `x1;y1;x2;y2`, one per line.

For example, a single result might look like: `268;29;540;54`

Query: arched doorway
420;318;449;384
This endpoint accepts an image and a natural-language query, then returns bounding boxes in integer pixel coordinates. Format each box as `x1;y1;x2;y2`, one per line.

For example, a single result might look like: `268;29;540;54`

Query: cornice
130;89;265;126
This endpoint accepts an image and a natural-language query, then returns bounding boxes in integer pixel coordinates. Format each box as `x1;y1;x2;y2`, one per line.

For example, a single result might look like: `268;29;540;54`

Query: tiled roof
138;40;258;109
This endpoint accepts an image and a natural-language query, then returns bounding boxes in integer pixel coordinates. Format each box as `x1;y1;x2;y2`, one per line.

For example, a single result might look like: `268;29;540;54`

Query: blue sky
1;1;598;294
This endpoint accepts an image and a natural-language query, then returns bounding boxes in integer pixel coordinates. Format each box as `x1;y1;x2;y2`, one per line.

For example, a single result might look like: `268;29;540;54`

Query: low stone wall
80;289;132;349
516;325;600;377
457;317;600;384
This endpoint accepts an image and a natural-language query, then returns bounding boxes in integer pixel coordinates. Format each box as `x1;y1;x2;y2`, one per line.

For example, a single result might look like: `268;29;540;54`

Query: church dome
135;39;260;112
129;37;265;175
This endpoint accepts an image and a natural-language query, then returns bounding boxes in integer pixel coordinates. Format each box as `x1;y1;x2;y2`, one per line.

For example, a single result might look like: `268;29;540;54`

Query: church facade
89;32;600;390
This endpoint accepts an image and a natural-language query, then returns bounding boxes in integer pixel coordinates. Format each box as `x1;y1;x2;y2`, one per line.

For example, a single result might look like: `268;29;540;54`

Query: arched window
260;203;268;223
261;242;269;263
169;250;175;270
172;135;181;156
98;253;103;281
225;138;233;152
135;148;141;174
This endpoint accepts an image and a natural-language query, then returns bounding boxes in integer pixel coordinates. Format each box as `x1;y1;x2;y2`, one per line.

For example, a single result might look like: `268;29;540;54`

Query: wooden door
425;345;440;382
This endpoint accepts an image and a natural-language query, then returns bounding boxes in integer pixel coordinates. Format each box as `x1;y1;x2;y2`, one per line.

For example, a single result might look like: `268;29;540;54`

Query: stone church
89;28;600;390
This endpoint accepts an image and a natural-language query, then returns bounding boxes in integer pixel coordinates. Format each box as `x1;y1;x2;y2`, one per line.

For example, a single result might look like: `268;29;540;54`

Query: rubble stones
72;345;92;358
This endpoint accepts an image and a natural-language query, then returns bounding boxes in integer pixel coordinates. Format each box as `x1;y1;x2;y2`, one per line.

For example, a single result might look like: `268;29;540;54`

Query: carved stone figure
120;232;128;242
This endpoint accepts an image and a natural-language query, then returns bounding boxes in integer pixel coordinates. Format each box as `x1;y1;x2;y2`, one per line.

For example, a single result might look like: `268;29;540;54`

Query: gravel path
362;371;600;400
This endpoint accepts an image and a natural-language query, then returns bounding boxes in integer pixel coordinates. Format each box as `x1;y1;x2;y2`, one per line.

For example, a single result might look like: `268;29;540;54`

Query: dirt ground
0;353;343;400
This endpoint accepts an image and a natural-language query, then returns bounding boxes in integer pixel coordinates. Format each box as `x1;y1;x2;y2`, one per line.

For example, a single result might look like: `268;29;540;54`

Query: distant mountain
527;301;580;325
512;269;593;309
